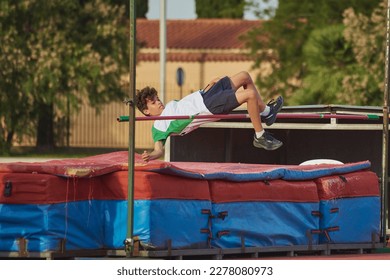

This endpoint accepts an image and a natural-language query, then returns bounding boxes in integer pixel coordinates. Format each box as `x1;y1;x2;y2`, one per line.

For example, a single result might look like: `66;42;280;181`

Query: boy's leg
229;71;265;132
229;71;283;126
201;71;283;150
229;71;283;150
229;71;266;111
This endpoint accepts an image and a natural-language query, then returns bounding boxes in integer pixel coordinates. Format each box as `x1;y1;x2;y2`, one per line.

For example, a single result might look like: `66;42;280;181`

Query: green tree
196;0;246;19
341;1;386;106
135;0;148;18
291;0;386;106
111;0;148;18
244;0;382;103
290;25;356;105
0;0;128;154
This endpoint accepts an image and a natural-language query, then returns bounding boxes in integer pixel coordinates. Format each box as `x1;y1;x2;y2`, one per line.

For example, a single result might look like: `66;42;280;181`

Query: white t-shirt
152;90;216;144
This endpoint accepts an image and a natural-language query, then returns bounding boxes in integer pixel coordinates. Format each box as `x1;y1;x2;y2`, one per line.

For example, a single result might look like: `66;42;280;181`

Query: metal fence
13;82;200;150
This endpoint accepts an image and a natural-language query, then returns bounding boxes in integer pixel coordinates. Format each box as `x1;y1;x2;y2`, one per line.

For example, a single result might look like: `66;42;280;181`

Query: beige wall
137;61;259;97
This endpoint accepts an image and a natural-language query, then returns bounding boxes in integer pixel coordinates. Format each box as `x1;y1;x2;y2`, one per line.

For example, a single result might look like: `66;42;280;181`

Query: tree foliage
290;25;356;105
291;0;386;106
196;0;246;19
135;0;148;18
112;0;148;18
341;1;386;106
0;0;129;153
244;0;382;103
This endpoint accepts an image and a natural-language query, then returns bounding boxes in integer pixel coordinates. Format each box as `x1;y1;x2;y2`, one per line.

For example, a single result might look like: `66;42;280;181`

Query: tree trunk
36;102;55;151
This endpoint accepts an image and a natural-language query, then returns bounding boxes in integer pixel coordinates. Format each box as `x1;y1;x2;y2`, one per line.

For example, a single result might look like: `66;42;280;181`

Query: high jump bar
117;113;380;122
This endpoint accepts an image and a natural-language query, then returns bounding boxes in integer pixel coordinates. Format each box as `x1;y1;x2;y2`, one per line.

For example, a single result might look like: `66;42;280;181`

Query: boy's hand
141;150;150;162
142;141;164;163
203;77;221;92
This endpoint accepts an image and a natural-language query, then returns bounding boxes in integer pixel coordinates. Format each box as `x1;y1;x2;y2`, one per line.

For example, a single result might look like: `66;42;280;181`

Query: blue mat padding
319;196;381;243
154;167;285;181
0;202;104;252
0;196;381;252
211;201;320;248
0;199;211;252
152;161;371;182
103;200;211;249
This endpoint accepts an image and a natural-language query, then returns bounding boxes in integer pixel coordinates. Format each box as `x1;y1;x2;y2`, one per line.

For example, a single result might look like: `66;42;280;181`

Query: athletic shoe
253;131;283;150
261;96;284;126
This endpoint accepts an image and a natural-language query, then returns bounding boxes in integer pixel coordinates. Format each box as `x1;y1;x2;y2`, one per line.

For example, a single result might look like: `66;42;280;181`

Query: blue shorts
201;76;239;114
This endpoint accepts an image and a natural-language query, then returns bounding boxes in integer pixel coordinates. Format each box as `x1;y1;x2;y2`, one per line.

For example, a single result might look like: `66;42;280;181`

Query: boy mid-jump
136;71;283;162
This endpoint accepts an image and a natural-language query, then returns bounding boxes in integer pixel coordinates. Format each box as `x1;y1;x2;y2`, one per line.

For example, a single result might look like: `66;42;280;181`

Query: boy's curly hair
136;86;158;115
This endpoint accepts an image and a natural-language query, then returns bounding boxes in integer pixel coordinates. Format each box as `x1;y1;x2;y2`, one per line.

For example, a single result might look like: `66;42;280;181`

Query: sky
146;0;278;20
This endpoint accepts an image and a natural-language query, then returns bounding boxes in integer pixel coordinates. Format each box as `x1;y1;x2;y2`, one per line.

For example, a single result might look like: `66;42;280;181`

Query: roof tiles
137;19;262;50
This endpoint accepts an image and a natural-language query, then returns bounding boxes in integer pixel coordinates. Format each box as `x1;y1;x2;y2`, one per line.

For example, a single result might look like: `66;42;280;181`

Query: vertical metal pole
160;0;168;161
160;0;167;103
66;94;70;147
125;0;136;257
382;0;390;241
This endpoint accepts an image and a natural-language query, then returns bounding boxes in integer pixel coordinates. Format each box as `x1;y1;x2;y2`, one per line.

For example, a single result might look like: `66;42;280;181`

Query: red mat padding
0;170;210;205
0;151;371;182
100;171;210;200
209;179;319;203
315;171;380;200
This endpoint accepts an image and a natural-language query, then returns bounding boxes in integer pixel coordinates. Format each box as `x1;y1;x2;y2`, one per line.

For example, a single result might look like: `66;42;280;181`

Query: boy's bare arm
142;140;164;162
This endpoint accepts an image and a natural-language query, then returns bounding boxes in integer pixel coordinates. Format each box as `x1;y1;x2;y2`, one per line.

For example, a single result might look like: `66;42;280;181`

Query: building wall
66;60;257;150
